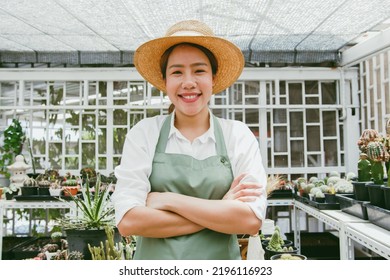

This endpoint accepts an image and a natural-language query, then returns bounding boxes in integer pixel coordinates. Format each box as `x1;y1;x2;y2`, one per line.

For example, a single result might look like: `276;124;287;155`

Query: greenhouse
0;0;390;262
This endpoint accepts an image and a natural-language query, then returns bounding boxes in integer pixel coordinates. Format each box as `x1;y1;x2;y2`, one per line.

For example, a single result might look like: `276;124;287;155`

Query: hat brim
134;36;244;94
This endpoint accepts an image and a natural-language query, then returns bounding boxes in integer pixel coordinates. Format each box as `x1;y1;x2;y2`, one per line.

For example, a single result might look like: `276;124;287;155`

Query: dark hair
160;43;218;113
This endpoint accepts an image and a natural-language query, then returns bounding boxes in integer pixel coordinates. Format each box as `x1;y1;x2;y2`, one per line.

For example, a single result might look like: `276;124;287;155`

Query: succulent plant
23;177;37;187
67;250;84;260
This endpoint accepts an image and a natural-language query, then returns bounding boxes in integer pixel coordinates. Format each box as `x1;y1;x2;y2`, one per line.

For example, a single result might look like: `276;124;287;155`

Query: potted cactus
56;174;118;260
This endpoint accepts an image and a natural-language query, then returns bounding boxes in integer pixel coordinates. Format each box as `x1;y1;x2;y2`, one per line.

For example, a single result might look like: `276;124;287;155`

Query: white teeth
182;95;197;99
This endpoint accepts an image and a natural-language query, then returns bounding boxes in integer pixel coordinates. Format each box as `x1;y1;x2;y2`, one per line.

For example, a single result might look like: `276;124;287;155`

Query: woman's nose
182;74;196;89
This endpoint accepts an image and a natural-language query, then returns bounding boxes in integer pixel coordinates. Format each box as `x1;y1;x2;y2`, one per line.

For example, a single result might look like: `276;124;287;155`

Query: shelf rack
0;200;73;260
293;200;389;260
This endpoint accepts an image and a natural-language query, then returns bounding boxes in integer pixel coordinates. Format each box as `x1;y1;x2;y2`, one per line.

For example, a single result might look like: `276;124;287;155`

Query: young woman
112;20;267;260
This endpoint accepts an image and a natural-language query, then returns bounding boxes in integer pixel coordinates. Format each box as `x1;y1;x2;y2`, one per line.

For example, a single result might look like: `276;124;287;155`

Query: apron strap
155;113;229;158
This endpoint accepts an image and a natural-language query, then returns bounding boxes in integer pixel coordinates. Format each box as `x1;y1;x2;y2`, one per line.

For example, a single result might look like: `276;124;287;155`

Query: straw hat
134;20;244;94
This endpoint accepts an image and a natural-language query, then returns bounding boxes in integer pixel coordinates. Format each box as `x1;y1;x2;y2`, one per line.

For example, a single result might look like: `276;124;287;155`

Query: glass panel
307;154;321;167
0;82;17;106
323;111;337;136
49;143;62;169
288;83;302;104
88;83;97;105
290;111;303;137
99;157;107;169
114;109;127;125
98;128;106;154
267;111;271;138
98;110;107;126
48;125;62;141
307;126;320;151
324;140;338;166
274;155;288;167
279;81;286;95
65;81;81;106
273;109;286;124
65;157;79;169
306;109;319;123
64;128;79;154
305;97;318;104
81;113;96;140
274;127;287;152
81;143;96;167
245;109;259;125
48;83;64;106
113;157;121;169
291;140;304;167
305;81;318;95
113;128;127;154
31;127;46;155
321;82;337;104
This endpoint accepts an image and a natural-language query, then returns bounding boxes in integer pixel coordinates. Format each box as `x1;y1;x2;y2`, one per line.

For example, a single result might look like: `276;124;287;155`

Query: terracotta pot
63;186;78;196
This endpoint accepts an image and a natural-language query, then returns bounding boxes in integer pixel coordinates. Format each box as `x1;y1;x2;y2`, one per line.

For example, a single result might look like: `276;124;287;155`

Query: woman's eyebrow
168;62;209;69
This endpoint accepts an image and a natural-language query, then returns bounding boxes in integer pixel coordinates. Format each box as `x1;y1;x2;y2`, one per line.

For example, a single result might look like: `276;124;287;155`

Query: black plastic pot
367;183;385;208
381;185;390;210
65;228;121;260
352;181;371;201
265;246;298;260
270;253;307;260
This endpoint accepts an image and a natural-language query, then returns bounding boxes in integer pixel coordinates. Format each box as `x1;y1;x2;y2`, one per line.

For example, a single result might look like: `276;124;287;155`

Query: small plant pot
270;253;307;260
5;190;19;200
315;196;325;203
21;186;38;196
367;183;385;208
324;193;337;204
38;186;50;196
352;181;371;201
49;188;62;196
381;186;390;211
0;188;3;199
63;186;78;196
265;246;298;260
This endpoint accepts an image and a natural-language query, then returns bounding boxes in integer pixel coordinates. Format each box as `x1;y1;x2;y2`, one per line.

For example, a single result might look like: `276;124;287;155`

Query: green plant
366;141;389;185
357;153;371;182
266;226;285;252
58;174;115;230
2;183;19;194
0;119;26;178
88;226;123;260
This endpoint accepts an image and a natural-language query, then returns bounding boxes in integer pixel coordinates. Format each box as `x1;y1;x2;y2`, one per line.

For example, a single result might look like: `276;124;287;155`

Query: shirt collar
168;110;216;143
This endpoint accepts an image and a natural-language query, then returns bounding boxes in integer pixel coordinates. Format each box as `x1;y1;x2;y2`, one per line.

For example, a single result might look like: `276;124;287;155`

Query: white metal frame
0;67;359;179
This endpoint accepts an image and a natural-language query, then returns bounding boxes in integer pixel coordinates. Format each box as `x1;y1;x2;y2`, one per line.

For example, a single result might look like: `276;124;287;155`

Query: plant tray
307;199;340;210
14;195;74;201
12;237;52;260
336;194;369;220
294;194;310;204
2;236;37;260
268;189;294;199
366;203;390;231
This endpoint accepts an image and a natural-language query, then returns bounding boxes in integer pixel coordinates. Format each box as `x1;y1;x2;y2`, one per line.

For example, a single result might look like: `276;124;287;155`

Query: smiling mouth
179;93;202;102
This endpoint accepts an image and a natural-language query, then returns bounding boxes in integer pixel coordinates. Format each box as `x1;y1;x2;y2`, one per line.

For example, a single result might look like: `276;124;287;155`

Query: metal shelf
267;199;293;206
0;199;73;260
345;223;390;259
293;199;390;260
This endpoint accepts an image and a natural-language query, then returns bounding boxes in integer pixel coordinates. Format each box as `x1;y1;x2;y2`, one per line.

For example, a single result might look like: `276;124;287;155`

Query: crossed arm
117;174;264;238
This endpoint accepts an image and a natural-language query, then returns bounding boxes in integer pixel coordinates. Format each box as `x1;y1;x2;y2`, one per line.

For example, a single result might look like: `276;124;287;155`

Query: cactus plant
358;153;372;182
366;141;389;185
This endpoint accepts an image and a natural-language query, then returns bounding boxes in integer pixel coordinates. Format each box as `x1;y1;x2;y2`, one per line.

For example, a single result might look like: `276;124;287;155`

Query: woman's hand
223;173;264;202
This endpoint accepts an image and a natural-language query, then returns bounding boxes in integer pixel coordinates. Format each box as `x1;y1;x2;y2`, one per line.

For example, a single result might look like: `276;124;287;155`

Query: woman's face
165;44;215;117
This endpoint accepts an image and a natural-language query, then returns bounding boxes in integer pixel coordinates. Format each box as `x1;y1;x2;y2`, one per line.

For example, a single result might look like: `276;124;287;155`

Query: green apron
134;114;241;260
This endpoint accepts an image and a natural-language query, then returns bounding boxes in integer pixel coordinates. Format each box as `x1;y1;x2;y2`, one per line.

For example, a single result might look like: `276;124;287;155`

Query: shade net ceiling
1;0;390;66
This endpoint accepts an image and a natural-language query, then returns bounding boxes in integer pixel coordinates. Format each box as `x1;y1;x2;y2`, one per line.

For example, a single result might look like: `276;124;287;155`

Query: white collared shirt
112;112;268;226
